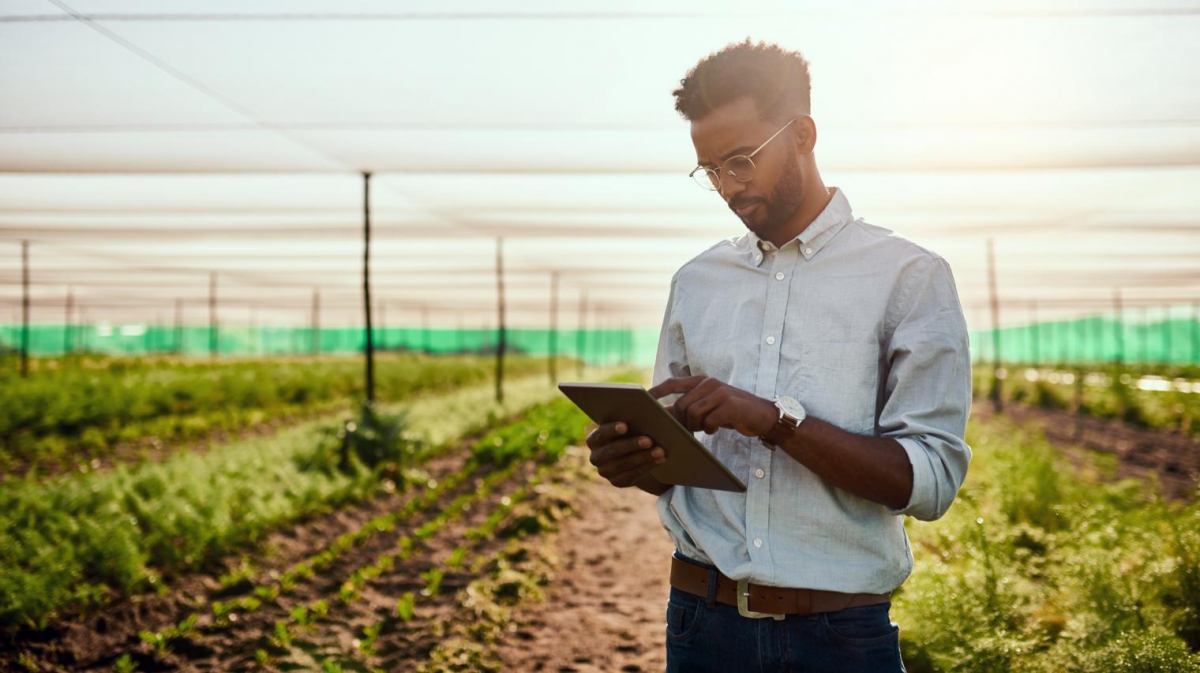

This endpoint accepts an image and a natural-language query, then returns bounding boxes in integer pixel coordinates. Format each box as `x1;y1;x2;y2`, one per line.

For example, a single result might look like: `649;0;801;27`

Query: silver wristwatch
760;395;806;450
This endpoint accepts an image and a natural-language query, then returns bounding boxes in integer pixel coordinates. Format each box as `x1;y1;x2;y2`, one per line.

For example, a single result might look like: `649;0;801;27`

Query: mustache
729;197;764;212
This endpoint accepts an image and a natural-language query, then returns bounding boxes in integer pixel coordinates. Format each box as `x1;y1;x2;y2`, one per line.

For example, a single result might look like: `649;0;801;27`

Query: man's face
689;97;805;240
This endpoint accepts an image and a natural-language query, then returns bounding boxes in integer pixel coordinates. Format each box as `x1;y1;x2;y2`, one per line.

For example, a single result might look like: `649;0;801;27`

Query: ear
793;115;817;154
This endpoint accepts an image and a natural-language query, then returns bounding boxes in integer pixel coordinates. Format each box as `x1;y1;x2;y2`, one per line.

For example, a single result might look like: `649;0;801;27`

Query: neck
764;172;832;249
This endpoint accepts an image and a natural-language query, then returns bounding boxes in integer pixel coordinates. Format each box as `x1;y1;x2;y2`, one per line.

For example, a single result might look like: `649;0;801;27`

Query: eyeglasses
689;117;797;192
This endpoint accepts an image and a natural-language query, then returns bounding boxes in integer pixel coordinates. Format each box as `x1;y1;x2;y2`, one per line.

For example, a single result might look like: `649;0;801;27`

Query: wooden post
209;271;218;359
362;172;376;404
986;239;1002;412
21;241;30;377
495;238;507;403
549;271;559;384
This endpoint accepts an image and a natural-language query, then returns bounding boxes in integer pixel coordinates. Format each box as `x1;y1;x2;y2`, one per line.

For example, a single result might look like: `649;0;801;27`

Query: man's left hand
648;376;777;438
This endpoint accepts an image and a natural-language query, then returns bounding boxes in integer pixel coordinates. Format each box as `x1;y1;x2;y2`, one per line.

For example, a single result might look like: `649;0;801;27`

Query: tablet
558;382;747;493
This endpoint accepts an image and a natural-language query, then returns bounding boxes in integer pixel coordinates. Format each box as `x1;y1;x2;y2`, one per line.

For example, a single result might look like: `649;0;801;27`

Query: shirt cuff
888;436;937;519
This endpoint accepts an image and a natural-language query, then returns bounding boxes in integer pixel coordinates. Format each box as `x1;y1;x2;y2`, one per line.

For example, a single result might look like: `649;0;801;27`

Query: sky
1;0;1198;333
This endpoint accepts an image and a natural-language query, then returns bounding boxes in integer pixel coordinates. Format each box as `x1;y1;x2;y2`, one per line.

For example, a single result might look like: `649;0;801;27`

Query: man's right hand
585;421;667;489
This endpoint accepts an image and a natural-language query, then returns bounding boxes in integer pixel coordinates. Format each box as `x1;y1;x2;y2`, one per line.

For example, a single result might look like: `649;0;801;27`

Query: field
2;354;1199;672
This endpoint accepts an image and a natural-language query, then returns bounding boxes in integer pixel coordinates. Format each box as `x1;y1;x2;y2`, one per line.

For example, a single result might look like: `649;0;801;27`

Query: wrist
754;397;779;436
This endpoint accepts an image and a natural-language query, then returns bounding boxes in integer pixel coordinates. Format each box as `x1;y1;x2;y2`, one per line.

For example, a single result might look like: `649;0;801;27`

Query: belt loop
705;568;717;609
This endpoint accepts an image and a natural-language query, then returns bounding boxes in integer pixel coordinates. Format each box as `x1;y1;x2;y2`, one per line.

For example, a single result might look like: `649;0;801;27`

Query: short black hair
673;39;812;123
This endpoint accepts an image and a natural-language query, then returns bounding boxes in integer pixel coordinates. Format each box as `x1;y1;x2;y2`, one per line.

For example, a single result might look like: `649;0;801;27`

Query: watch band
760;418;794;450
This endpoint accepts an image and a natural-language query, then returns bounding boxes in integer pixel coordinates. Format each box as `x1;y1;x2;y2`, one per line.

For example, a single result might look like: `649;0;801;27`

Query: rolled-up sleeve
652;273;691;388
880;255;973;521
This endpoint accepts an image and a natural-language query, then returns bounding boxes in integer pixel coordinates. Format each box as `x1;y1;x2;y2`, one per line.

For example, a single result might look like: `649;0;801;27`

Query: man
585;40;972;672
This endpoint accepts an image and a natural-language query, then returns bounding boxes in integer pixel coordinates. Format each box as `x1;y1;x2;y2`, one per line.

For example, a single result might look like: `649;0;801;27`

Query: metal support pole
1114;290;1124;365
1193;301;1199;365
64;287;74;356
209;271;218;359
422;306;431;354
1163;305;1171;365
549;271;559;384
1030;301;1039;366
495;237;507;403
986;240;1002;412
577;290;587;379
311;288;320;356
21;241;30;377
175;298;183;356
362;172;376;404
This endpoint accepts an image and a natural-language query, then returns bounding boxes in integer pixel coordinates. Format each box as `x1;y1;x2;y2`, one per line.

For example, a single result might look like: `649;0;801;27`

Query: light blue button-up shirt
652;187;972;594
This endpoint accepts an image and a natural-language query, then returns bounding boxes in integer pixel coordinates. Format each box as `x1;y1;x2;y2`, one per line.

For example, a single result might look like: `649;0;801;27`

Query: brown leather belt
670;556;890;620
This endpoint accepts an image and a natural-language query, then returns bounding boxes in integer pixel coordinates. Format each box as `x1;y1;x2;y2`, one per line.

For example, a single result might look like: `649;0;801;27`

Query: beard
734;157;805;239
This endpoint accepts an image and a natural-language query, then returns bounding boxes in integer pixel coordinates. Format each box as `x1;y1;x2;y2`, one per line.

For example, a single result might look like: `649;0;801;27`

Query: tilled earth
493;478;673;673
974;400;1200;500
9;404;1189;672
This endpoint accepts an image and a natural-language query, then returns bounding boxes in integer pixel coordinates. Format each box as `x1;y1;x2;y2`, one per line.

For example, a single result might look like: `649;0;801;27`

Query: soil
493;477;673;673
8;403;1193;672
973;399;1200;500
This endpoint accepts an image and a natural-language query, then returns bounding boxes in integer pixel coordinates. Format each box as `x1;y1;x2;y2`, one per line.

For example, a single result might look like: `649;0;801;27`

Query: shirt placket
745;242;800;574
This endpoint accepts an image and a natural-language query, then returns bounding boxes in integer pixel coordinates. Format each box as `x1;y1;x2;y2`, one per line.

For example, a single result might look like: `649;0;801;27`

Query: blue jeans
665;564;906;672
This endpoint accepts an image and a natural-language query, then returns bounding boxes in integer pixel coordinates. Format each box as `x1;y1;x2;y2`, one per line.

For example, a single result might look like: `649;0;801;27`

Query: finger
608;453;666;488
597;443;665;479
674;380;720;428
704;404;741;434
591;435;654;465
688;397;726;434
648;376;707;400
585;421;629;449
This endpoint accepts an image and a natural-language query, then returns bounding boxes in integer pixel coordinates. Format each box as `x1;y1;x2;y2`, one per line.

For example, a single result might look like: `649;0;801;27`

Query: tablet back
558;382;746;493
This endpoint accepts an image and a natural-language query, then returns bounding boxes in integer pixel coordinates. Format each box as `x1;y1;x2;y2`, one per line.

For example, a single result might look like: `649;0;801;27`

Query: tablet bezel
558;382;747;493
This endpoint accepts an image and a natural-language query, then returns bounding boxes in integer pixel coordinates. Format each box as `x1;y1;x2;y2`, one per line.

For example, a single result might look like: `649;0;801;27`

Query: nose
719;175;747;204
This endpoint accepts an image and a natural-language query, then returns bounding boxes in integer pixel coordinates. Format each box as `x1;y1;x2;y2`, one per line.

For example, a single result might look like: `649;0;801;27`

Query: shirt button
755;254;762;263
775;272;785;280
804;247;813;255
755;469;765;479
753;538;763;548
766;336;776;345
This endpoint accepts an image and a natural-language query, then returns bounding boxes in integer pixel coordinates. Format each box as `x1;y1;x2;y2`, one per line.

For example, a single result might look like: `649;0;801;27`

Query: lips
732;200;762;219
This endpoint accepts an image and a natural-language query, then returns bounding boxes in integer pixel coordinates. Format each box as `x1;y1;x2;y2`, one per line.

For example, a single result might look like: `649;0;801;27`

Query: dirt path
494;476;673;673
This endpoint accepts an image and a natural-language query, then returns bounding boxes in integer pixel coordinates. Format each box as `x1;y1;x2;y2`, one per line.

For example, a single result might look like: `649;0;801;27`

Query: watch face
776;396;805;422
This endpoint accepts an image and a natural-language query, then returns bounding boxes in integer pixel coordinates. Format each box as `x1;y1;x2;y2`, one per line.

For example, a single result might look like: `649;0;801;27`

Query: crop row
0;369;587;632
973;363;1200;437
894;413;1200;671
122;394;593;670
1;352;550;471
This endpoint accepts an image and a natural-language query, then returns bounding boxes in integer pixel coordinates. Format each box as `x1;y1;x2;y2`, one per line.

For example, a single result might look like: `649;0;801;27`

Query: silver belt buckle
736;578;786;620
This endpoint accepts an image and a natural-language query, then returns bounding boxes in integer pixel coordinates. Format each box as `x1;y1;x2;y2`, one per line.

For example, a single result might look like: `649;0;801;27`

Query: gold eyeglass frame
689;117;798;192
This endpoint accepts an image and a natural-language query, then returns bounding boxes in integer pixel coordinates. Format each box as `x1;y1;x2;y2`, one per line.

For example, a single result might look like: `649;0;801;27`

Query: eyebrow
699;146;754;168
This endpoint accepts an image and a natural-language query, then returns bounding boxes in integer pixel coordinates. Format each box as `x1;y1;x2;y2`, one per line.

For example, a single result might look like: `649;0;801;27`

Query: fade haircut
673;39;812;124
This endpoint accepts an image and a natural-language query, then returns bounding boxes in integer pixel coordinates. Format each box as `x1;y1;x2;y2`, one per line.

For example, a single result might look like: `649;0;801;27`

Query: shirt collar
748;187;853;267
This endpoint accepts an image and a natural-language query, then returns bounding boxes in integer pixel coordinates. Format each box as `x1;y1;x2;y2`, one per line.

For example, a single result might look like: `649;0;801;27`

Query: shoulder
842;218;949;274
671;234;754;292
